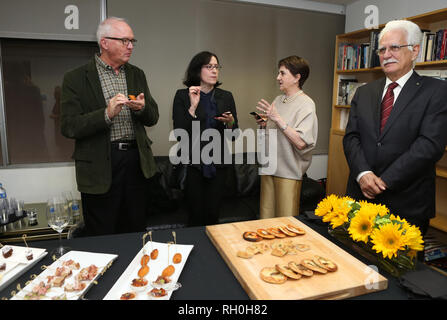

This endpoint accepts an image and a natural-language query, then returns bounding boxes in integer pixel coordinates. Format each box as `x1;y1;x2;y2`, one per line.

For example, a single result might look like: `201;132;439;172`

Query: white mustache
382;58;399;65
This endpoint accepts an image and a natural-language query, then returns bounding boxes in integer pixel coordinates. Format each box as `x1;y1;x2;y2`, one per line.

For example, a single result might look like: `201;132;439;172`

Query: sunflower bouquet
314;194;424;277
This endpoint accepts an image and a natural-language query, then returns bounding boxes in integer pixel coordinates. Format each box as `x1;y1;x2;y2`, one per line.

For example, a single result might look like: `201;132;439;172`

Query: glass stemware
46;196;71;258
61;191;73;222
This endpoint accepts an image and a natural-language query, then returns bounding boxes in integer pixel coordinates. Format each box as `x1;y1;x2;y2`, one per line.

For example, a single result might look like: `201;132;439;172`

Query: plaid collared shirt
95;54;135;141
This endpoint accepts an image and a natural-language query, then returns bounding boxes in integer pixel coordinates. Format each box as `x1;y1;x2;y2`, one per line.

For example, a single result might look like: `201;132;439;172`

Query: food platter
103;240;193;300
0;245;47;292
207;217;388;300
10;250;117;300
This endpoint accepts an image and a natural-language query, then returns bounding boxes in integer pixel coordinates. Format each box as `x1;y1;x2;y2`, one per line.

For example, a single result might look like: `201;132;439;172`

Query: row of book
424;233;447;262
417;29;447;63
337;30;380;70
338;29;447;70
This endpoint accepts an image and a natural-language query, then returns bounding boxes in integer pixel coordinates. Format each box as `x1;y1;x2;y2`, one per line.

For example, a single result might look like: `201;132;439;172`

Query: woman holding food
254;55;318;219
172;51;238;227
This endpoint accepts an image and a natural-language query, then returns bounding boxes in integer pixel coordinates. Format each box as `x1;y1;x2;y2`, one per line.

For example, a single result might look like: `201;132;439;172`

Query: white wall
306;154;327;180
0;165;80;203
345;0;447;32
227;0;345;14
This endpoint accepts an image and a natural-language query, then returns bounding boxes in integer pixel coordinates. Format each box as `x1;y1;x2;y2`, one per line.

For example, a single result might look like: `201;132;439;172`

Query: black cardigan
172;87;239;167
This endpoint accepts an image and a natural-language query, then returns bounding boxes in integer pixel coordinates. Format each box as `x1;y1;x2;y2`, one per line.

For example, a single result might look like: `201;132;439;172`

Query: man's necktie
380;82;398;132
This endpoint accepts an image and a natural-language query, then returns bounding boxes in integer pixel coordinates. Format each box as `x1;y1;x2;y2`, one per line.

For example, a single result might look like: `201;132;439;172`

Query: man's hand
106;93;127;119
127;93;145;111
359;172;387;199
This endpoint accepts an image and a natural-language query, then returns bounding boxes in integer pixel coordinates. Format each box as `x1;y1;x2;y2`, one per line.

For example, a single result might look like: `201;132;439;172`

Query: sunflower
348;208;375;243
371;223;406;259
373;203;390;217
314;194;339;218
390;214;409;229
314;195;349;228
402;224;424;252
328;197;351;229
341;196;355;205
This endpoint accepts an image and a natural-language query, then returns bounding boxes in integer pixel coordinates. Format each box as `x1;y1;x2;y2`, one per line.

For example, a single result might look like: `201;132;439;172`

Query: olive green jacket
61;58;159;194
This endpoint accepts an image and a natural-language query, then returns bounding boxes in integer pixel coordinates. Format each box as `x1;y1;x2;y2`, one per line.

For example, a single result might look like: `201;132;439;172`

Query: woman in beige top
254;56;318;219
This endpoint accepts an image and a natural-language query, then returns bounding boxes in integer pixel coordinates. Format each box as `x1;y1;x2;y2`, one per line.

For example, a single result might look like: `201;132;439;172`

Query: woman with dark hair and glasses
172;51;238;227
254;55;318;219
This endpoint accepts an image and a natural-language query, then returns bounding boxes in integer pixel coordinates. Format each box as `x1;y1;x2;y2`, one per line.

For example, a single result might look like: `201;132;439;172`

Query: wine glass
62;191;74;223
46;196;71;258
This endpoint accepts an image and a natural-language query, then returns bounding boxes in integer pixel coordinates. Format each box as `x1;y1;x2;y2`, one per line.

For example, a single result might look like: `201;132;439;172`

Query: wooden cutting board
206;217;388;300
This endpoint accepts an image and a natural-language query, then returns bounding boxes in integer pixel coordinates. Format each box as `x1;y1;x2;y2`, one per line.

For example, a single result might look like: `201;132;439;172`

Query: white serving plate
103;241;193;300
1;245;47;265
11;250;118;300
0;245;47;292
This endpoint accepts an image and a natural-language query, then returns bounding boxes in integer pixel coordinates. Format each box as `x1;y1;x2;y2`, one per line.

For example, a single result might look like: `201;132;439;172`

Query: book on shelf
337;30;380;70
417;69;447;80
424;235;447;262
347;82;366;105
337;79;355;105
339;108;349;131
337;79;367;130
338;79;367;105
426;33;436;61
417;29;447;62
337;39;375;70
368;30;380;68
417;30;431;62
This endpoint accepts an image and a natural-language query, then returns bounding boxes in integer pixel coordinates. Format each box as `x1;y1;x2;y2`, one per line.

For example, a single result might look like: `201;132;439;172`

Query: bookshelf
327;8;447;232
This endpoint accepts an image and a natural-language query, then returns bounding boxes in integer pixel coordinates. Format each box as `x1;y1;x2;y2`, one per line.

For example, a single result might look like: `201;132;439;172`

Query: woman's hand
256;99;281;123
215;111;235;128
188;86;201;117
257;118;267;128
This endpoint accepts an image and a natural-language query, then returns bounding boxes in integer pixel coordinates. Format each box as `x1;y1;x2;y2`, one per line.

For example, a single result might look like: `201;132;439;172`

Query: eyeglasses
203;64;222;70
376;44;413;55
105;37;137;46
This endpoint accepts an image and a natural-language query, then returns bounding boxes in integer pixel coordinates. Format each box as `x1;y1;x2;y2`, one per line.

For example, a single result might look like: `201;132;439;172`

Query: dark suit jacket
172;87;238;166
343;71;447;222
61;58;159;194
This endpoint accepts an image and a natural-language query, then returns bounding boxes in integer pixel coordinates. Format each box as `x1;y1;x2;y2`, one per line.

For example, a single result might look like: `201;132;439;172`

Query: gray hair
96;17;129;45
378;20;423;50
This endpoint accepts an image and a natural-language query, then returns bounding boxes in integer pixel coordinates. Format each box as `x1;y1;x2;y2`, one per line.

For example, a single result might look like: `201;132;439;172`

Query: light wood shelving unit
327;8;447;232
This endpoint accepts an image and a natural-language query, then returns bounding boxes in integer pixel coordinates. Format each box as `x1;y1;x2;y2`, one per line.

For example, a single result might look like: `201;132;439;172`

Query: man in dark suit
343;20;447;235
61;17;159;235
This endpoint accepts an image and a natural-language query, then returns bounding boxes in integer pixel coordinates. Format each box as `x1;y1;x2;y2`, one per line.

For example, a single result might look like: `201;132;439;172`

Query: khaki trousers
259;175;302;219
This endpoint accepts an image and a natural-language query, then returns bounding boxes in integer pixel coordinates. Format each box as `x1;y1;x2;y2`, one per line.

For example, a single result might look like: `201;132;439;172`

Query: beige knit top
258;93;318;180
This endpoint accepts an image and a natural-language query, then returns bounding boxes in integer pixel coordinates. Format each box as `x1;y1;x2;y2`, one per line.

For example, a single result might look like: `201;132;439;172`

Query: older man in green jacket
61;17;159;236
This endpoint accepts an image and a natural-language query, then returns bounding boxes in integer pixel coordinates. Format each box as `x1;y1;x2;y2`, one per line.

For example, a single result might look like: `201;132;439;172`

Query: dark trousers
81;147;148;236
184;166;228;227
